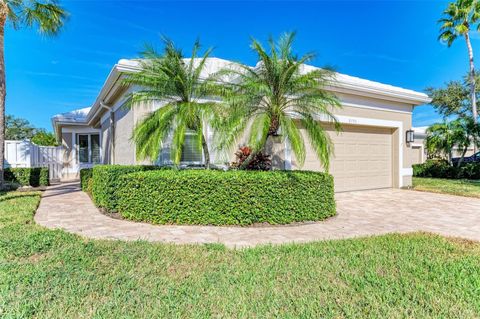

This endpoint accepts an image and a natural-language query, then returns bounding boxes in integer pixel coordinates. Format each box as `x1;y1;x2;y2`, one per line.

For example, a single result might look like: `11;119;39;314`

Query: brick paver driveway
35;182;480;248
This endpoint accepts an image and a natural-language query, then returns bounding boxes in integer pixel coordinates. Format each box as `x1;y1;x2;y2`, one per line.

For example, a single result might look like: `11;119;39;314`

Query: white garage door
328;125;393;192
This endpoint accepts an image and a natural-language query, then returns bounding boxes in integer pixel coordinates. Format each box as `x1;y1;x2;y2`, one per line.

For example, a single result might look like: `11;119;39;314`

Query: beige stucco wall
407;145;424;166
113;105;135;165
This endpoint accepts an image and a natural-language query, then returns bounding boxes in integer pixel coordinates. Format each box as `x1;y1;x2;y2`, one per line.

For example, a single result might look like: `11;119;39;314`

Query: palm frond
299;112;333;170
248;113;270;152
171;123;186;165
280;115;306;166
20;0;68;36
133;103;177;161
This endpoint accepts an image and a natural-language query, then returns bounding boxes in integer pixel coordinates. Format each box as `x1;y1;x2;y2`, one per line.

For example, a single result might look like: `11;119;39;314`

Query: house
411;126;476;164
52;58;430;192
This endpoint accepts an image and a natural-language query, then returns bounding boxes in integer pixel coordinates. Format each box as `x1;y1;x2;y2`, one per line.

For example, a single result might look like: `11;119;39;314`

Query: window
91;134;101;163
78;135;89;163
181;131;203;163
78;134;101;164
157;130;204;165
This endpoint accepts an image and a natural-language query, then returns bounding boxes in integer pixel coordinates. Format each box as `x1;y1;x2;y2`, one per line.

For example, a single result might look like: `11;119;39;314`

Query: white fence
4;140;63;181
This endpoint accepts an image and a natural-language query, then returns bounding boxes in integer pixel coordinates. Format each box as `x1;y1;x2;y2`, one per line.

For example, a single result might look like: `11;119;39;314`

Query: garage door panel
327;125;393;192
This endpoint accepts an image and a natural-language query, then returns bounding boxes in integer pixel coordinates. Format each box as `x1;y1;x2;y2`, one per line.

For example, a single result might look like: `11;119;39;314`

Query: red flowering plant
231;146;272;171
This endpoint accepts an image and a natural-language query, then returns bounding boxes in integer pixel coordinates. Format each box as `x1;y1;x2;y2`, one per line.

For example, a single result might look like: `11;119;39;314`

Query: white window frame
77;133;101;164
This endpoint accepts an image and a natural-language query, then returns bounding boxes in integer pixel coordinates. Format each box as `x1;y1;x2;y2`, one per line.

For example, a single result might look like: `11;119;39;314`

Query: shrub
92;165;168;212
80;168;93;194
413;159;480;179
116;169;336;226
231;146;272;171
460;163;480;179
4;167;49;187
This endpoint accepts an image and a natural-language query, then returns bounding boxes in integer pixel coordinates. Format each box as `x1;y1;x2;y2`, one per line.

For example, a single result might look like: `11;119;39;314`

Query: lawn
1;192;480;318
413;177;480;198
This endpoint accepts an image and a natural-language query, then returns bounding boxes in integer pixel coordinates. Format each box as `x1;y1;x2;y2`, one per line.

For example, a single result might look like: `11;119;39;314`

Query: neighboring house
52;58;430;192
412;126;476;165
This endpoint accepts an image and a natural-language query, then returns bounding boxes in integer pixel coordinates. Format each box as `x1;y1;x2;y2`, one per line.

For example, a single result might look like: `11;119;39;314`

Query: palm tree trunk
239;151;256;170
457;146;469;167
201;133;210;169
465;33;478;124
0;3;7;187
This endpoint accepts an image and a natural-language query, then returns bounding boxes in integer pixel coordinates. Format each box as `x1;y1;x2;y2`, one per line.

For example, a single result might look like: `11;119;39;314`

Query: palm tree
425;118;480;165
0;0;67;185
426;122;456;163
439;0;480;123
122;38;220;168
450;117;480;165
215;32;341;170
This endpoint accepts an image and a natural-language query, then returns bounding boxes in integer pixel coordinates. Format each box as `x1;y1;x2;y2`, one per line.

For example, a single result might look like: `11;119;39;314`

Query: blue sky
6;0;477;131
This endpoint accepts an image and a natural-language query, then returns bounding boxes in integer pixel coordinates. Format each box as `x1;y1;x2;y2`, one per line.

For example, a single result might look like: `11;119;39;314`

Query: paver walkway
35;182;480;248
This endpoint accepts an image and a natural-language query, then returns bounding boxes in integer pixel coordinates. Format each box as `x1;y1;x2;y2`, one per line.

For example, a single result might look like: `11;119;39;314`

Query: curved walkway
35;182;480;248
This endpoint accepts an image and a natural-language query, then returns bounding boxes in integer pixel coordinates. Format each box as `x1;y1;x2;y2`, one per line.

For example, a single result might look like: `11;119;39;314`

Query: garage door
301;124;393;192
329;125;393;192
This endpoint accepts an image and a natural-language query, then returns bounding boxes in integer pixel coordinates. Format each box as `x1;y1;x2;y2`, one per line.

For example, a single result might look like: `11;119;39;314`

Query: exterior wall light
406;129;415;144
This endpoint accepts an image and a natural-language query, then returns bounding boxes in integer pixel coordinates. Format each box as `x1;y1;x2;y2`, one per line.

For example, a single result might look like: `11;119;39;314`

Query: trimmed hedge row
92;165;168;212
116;169;336;226
4;167;49;187
413;159;480;179
80;168;93;193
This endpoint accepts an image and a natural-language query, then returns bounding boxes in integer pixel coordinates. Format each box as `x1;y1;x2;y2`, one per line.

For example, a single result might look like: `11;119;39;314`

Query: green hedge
4;167;49;187
92;165;166;212
116;170;336;226
413;159;480;179
80;168;93;194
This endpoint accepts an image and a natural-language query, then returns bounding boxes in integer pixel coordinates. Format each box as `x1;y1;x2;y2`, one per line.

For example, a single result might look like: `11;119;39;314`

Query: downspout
100;102;114;164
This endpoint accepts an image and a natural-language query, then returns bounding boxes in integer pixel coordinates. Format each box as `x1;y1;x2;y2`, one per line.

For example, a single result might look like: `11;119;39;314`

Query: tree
452;117;480;165
0;1;67;185
5;114;57;145
122;38;220;168
425;71;480;118
425;118;480;165
439;0;480;123
215;32;341;170
31;130;57;146
426;80;472;118
5;114;35;140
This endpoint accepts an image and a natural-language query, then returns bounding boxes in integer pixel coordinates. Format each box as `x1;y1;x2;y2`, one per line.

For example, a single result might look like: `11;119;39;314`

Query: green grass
1;192;480;318
413;177;480;198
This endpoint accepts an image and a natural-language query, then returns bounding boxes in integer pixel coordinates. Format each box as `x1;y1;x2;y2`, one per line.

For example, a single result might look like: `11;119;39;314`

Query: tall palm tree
215;32;341;170
123;38;220;168
425;118;480;165
0;0;67;185
439;0;480;123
